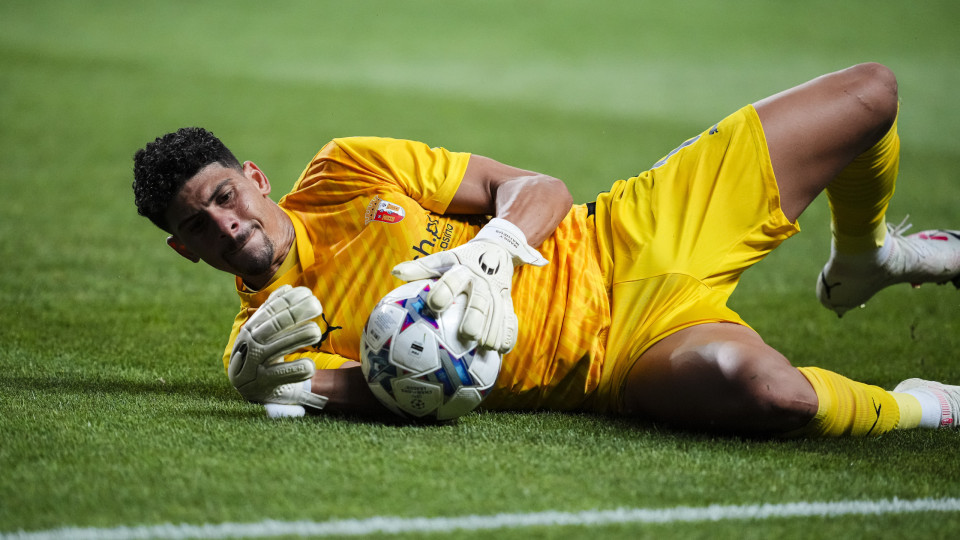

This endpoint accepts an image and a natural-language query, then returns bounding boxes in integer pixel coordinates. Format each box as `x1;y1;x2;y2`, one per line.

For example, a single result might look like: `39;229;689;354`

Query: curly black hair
133;127;242;232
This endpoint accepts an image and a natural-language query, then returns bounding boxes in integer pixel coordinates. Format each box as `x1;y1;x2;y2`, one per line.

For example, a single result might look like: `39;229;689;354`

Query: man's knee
717;345;817;418
845;62;899;129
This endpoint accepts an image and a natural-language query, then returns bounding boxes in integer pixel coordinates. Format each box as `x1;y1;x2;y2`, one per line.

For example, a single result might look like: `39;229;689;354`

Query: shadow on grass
0;372;460;424
512;410;960;455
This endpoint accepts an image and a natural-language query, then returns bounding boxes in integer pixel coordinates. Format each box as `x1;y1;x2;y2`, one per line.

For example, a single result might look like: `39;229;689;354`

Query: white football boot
893;378;960;428
816;219;960;317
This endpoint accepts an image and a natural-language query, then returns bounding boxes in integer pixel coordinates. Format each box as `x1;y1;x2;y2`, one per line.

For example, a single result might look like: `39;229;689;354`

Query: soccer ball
360;279;502;421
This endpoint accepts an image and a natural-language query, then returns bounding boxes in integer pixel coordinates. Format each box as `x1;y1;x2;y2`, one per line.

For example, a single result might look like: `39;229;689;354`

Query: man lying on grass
133;63;959;436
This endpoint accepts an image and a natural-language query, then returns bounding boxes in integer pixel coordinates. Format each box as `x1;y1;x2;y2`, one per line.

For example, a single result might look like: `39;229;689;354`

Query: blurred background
1;0;958;533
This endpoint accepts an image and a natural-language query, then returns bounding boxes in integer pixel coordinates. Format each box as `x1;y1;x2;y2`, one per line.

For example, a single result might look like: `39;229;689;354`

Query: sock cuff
830;221;888;252
890;392;923;429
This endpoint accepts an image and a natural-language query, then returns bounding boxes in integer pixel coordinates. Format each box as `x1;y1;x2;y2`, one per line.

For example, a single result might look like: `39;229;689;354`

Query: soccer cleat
816;219;960;316
893;378;960;428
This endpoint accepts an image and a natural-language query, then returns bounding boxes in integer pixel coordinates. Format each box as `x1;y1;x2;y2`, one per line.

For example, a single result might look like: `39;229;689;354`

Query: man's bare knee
721;346;817;419
845;62;899;131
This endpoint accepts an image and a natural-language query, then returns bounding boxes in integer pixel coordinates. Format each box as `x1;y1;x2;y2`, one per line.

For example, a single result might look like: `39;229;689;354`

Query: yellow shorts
591;105;800;413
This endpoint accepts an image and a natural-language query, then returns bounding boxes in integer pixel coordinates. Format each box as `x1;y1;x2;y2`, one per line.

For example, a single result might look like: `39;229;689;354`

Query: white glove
391;218;547;353
227;285;328;416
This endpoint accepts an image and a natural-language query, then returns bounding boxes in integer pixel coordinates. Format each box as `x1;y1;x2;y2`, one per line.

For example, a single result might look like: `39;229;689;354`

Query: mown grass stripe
4;497;959;539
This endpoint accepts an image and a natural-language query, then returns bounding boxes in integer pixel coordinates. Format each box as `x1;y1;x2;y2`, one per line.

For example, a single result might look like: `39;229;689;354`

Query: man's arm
391;153;572;354
446;154;573;245
311;155;574;417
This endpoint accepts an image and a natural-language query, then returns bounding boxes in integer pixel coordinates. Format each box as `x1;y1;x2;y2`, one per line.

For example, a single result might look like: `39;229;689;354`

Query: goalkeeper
132;63;960;436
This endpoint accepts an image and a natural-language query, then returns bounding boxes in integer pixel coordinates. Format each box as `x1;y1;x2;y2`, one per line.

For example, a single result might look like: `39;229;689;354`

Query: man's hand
227;285;328;416
391;218;547;354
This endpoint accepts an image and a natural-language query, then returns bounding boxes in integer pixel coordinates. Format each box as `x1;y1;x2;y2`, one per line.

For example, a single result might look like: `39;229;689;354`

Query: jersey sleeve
287;137;471;215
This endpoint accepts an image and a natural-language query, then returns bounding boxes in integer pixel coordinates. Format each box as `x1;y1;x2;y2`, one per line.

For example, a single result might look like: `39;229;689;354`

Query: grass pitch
1;1;959;538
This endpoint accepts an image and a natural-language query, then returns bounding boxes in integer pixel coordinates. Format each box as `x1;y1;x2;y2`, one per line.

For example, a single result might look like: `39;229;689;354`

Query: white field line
3;497;959;540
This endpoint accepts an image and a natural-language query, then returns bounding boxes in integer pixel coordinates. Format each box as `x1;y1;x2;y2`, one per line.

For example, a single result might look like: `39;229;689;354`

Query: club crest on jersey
365;196;406;225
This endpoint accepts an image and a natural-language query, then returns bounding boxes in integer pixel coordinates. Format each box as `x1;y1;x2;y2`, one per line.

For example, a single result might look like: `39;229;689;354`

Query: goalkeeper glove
227;285;328;416
391;217;547;354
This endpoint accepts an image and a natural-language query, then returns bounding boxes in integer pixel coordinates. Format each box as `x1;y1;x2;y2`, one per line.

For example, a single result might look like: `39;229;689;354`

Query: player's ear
166;235;200;263
243;161;271;197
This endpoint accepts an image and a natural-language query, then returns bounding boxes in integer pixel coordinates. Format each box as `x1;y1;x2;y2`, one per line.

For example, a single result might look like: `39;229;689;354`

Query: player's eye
187;215;207;233
217;190;233;205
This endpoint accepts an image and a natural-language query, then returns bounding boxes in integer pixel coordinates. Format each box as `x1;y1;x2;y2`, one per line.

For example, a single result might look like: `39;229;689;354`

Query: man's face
164;162;280;279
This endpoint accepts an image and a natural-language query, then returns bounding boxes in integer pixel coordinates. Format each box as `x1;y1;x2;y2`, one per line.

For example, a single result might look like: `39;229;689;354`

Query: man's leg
752;62;899;222
620;64;958;436
621;323;817;433
754;62;960;314
620;323;912;436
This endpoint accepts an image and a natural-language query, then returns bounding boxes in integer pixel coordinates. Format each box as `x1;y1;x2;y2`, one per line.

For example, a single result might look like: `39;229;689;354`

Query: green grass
2;0;959;538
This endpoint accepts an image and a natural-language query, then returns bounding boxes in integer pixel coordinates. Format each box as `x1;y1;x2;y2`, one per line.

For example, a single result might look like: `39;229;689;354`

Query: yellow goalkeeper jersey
221;136;610;411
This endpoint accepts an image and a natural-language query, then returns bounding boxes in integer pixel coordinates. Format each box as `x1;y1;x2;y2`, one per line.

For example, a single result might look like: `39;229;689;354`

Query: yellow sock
792;367;900;437
891;392;923;429
826;111;900;253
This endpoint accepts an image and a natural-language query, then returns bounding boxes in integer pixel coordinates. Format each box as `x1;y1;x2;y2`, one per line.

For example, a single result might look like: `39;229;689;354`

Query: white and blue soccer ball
360;279;501;421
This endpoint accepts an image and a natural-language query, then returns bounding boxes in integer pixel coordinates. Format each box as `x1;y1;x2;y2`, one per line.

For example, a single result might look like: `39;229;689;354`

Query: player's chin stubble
230;230;276;277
